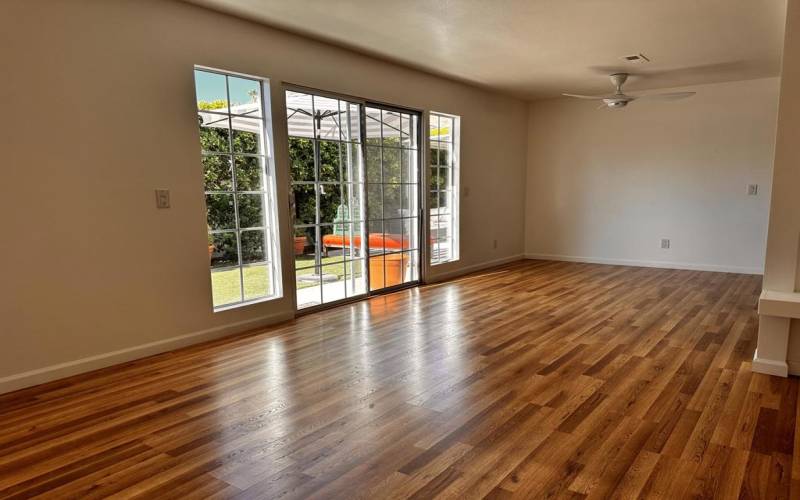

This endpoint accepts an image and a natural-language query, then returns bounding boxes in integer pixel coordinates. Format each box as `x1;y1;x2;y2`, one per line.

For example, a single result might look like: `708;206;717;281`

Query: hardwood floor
0;260;796;499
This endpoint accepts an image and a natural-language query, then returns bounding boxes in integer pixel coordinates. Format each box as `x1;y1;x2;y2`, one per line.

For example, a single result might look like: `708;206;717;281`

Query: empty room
2;0;800;497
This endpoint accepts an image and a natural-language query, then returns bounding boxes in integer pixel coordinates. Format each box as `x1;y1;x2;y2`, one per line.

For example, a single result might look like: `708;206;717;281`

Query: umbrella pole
314;110;322;275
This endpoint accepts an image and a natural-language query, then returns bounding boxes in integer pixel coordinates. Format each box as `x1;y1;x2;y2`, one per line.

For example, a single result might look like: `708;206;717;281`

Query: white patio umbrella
198;92;410;142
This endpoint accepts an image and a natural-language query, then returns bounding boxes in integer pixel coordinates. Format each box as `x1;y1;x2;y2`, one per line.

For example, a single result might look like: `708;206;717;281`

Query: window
429;112;460;265
194;68;282;309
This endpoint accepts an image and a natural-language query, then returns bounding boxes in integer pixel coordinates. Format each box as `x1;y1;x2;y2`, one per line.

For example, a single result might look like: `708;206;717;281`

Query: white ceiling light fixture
562;73;696;109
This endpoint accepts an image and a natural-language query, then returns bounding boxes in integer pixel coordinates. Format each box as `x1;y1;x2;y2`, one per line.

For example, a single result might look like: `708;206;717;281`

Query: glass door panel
288;90;367;309
364;106;420;292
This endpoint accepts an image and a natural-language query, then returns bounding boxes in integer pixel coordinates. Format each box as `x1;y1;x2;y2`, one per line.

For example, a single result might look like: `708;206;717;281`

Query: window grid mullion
259;83;276;294
223;75;246;303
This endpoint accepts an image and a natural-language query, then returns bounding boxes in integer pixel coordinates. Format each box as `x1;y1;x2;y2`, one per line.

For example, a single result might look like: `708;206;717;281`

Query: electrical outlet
155;189;170;209
660;238;670;249
747;184;758;196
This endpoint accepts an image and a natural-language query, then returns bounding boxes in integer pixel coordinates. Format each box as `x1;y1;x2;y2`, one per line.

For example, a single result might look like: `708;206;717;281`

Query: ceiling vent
620;53;650;63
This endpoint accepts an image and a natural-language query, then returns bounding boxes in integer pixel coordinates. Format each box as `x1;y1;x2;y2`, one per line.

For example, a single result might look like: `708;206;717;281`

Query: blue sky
194;70;260;106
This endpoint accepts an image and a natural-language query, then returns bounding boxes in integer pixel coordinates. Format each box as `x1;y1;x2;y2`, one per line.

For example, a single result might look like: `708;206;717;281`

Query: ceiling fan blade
562;93;606;100
635;91;696;101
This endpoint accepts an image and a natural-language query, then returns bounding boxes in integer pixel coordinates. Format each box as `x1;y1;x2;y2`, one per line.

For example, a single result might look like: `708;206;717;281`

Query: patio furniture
322;204;409;256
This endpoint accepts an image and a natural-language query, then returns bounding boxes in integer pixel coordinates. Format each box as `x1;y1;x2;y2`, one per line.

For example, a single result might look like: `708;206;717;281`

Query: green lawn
211;266;269;307
211;257;365;307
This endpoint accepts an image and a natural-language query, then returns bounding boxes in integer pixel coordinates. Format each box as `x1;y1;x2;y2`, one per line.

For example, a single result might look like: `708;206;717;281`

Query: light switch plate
155;189;170;209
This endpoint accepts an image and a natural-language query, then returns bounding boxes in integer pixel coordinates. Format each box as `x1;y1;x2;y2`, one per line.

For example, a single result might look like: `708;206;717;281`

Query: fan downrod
610;73;628;94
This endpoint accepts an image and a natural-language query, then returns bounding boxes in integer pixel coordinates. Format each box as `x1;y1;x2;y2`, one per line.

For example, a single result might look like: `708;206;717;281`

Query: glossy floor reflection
0;260;796;498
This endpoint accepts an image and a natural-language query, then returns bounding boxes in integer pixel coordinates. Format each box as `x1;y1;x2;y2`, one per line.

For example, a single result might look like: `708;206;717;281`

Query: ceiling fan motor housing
604;99;628;108
610;73;629;88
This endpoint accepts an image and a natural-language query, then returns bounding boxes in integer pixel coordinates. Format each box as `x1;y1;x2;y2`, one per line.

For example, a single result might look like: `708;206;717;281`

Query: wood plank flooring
0;260;797;499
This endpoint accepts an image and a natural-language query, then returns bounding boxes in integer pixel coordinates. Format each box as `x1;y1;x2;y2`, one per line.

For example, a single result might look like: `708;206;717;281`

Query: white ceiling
186;0;787;100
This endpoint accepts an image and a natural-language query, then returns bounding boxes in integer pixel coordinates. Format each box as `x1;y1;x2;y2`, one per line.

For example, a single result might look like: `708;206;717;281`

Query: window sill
213;294;282;313
431;259;460;267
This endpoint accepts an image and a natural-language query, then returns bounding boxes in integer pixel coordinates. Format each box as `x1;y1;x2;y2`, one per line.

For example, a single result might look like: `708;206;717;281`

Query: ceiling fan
563;73;696;109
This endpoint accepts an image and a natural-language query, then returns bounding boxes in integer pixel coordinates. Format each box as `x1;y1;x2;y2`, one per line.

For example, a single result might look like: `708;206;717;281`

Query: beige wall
758;0;800;373
525;78;780;273
0;0;528;391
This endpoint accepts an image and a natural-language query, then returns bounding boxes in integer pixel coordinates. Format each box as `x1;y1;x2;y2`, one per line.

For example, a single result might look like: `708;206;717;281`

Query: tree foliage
199;100;266;268
198;99;426;264
290;136;415;241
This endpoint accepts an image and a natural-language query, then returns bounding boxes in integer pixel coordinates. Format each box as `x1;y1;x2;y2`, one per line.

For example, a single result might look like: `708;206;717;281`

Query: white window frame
429;111;460;265
194;66;283;311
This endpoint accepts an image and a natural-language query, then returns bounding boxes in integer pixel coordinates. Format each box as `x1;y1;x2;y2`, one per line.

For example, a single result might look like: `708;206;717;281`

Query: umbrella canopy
198;92;419;145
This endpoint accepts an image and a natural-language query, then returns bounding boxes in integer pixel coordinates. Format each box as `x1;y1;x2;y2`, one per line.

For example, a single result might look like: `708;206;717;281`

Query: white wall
0;0;528;392
525;78;780;274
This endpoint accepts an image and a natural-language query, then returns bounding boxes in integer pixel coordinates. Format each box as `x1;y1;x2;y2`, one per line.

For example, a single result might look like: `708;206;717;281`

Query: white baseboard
427;254;525;283
524;253;763;275
752;350;789;377
0;310;294;395
1;256;525;396
788;359;800;377
1;251;760;395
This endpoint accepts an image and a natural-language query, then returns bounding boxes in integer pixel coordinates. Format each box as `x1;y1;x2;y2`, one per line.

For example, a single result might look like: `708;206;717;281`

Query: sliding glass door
364;105;421;292
287;90;421;310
